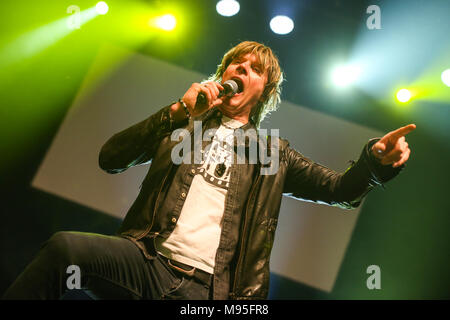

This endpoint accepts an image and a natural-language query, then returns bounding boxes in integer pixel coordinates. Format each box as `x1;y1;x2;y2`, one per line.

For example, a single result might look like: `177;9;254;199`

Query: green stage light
0;7;98;69
96;2;109;15
396;89;412;103
154;14;177;31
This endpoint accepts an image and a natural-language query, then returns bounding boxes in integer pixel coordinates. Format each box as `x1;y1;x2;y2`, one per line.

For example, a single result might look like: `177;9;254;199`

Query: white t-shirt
155;115;244;274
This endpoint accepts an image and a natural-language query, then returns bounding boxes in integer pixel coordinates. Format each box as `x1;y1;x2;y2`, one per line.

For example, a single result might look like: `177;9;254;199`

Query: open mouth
231;78;244;93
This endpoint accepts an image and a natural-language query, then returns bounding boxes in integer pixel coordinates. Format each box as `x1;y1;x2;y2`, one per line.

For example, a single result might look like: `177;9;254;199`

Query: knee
47;231;75;248
42;231;79;263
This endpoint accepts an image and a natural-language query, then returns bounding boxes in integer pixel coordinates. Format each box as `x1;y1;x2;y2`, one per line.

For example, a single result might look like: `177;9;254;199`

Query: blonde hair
208;41;284;127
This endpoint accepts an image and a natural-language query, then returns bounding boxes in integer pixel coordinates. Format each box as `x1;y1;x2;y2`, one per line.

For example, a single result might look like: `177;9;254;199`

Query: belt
160;255;213;287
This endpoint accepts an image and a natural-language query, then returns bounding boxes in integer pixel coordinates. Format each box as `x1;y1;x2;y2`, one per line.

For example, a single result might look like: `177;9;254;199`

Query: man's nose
236;63;248;75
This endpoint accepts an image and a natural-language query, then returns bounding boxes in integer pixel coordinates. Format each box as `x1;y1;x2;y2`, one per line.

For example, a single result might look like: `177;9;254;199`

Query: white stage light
216;0;240;17
95;2;109;15
331;65;361;87
441;69;450;87
397;89;412;103
270;15;294;35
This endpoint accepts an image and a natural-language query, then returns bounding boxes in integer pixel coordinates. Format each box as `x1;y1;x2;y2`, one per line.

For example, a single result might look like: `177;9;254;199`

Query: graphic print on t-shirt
198;128;235;189
196;116;244;189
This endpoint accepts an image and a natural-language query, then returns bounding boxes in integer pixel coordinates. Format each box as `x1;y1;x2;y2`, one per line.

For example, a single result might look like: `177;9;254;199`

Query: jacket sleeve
98;104;188;174
283;138;405;209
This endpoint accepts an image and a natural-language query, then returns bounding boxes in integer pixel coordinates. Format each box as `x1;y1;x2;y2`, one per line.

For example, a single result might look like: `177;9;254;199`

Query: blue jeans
2;231;211;300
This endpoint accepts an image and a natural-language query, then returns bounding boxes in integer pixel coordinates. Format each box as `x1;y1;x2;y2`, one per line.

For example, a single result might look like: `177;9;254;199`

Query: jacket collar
195;108;259;149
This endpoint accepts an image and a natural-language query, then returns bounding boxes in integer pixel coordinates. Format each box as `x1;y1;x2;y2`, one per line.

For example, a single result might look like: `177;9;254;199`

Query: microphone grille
222;80;239;96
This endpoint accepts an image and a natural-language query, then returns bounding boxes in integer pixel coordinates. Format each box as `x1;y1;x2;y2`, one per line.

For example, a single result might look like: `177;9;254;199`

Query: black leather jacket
99;105;403;299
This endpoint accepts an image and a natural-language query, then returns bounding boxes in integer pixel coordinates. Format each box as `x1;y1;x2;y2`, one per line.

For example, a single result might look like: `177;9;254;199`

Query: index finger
213;82;224;91
389;124;417;140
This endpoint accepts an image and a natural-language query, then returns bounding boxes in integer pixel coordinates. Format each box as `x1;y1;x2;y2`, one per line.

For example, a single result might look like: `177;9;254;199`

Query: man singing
3;41;415;300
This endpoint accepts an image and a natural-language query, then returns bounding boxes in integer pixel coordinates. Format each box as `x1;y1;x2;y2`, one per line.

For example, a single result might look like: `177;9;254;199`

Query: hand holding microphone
180;80;239;118
195;79;239;106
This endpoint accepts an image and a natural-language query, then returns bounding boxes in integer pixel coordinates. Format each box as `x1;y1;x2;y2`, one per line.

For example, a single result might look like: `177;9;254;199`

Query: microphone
196;80;239;106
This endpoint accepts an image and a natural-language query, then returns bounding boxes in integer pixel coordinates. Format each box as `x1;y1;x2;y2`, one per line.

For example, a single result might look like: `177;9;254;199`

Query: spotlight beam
0;7;98;68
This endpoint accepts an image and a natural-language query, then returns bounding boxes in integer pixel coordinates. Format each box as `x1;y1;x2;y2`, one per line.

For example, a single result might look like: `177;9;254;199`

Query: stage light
216;0;240;17
270;15;294;35
396;89;412;103
331;65;361;87
95;2;109;15
441;69;450;87
0;7;99;68
155;14;177;31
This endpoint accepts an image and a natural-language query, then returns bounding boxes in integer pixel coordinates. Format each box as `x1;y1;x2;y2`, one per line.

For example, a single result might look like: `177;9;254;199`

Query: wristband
178;99;191;119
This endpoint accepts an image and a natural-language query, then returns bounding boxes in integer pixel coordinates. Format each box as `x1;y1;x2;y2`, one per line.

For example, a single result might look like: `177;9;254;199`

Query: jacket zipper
232;173;261;297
